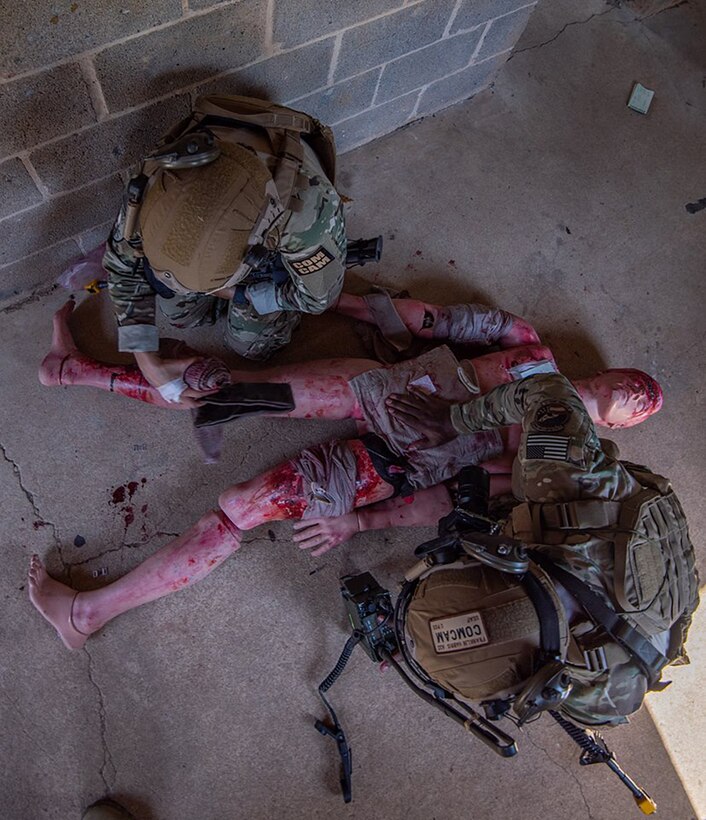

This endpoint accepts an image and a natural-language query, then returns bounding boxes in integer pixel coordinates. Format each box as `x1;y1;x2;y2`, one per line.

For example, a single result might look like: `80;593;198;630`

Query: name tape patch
289;246;335;275
430;610;488;654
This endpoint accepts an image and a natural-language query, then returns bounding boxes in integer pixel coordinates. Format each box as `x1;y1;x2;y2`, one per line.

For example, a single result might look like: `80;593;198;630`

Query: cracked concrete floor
2;1;705;818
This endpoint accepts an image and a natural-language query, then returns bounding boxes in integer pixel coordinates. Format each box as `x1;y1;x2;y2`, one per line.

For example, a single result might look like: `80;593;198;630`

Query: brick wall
0;0;536;304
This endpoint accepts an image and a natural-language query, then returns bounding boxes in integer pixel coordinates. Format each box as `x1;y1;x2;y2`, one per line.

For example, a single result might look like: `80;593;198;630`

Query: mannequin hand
292;513;360;556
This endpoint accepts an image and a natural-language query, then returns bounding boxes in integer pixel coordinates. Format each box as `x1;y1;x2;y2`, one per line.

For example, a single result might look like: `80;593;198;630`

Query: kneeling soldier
104;94;346;404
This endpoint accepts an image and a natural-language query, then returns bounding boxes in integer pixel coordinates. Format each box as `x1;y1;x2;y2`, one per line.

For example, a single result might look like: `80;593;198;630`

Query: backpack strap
194;94;327;213
529;550;669;689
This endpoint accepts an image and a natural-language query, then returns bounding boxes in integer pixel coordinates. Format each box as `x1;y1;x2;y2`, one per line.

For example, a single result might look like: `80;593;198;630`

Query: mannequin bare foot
39;299;79;386
28;554;90;650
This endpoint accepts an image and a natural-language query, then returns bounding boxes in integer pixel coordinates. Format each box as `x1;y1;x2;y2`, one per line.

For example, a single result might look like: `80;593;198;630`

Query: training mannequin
31;296;662;649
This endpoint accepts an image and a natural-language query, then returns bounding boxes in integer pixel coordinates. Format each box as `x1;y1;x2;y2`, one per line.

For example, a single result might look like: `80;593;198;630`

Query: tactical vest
506;462;699;722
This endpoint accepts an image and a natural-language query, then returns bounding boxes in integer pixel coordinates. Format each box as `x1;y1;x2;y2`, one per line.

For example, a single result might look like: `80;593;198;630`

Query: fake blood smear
110;369;165;405
109;479;148;532
349;439;391;506
266;462;307;519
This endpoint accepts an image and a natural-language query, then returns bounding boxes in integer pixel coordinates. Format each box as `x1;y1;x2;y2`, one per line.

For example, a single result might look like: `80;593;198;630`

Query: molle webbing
193;93;337;196
509;499;621;539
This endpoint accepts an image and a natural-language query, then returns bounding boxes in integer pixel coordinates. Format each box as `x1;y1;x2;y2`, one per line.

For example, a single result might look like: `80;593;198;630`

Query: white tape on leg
157;378;186;403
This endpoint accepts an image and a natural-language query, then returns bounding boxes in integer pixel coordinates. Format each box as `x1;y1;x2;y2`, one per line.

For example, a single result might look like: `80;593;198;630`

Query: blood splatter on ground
109;478;150;534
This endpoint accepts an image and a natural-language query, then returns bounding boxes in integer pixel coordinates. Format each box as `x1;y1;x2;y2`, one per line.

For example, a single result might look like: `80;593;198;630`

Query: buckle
582;645;608;673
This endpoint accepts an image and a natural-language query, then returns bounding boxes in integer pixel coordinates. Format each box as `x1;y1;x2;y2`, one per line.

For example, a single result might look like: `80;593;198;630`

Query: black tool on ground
314;568;516;803
341;572;397;661
345;236;383;268
191;382;295;463
193;382;295;427
549;710;657;815
313;574;395;803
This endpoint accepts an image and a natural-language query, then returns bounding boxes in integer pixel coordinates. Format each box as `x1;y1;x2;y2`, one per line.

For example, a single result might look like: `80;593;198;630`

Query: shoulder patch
526;433;570;461
534;400;572;431
289;246;335;275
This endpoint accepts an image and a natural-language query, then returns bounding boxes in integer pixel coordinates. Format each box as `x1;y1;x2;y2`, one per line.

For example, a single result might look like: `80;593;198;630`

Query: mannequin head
573;369;663;429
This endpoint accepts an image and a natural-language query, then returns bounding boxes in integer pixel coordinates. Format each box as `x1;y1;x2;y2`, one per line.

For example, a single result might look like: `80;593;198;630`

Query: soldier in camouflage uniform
103;95;346;403
388;372;699;725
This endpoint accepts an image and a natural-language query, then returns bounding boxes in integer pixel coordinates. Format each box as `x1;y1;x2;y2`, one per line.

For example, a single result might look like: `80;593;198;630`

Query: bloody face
584;368;663;429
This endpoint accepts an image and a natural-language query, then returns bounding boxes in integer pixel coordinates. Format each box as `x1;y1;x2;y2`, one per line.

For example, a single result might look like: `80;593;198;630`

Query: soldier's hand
385;391;458;450
292;513;360;556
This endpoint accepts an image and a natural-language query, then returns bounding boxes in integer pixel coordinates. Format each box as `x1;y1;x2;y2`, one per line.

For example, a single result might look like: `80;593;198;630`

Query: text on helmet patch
430;610;488;654
289;246;335;275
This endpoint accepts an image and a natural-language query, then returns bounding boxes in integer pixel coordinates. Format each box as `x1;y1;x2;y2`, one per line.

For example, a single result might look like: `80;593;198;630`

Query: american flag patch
526;434;570;461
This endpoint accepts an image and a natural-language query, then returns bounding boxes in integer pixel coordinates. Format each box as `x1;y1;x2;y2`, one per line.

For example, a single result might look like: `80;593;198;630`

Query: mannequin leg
28;510;241;650
40;300;379;419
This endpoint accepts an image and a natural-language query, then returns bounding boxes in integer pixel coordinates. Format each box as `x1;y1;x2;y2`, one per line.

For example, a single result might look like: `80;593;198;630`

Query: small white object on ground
628;83;655;114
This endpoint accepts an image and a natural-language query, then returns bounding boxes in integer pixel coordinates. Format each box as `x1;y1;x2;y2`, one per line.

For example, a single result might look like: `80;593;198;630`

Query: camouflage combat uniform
103;141;346;360
452;373;699;724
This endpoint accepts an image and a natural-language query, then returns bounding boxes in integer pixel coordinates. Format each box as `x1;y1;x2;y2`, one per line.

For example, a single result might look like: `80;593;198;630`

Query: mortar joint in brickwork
327;32;344;87
371;66;386;107
0;0;245;87
18;154;50;200
264;0;275;57
470;20;493;64
443;0;466;39
78;56;110;121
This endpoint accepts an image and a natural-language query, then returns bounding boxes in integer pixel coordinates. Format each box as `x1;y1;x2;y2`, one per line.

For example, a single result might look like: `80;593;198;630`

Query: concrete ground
2;1;705;818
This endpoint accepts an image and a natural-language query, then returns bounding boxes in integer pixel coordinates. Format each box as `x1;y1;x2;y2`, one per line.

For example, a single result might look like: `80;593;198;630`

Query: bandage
157;378;187;403
295;441;358;519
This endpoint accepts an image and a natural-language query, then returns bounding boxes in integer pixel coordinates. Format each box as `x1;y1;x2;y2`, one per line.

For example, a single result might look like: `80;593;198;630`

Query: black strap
194;383;295;427
360;433;414;499
315;633;360;803
529;551;668;685
521;571;561;661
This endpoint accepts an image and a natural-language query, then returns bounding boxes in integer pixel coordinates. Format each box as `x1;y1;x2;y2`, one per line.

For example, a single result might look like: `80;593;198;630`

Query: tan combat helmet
405;561;570;712
139;142;276;294
121;93;338;295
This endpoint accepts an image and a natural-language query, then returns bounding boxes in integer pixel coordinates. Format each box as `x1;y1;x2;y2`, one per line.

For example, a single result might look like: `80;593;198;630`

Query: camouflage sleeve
245;149;346;316
452;373;635;503
102;196;159;352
